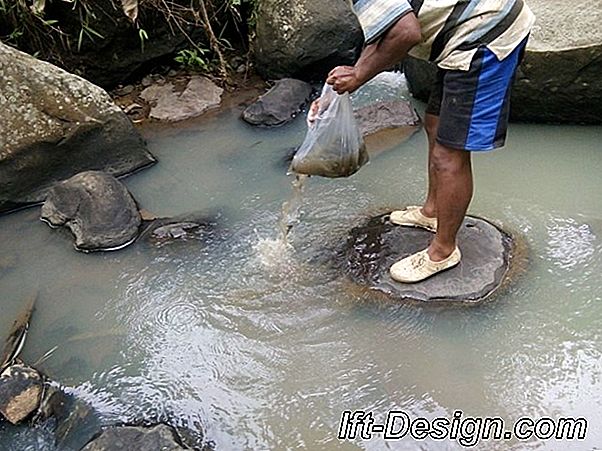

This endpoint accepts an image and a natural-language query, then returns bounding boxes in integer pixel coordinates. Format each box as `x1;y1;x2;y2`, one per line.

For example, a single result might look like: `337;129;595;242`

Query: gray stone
139;213;217;248
41;171;141;252
254;0;364;80
242;79;312;127
0;364;43;424
82;424;187;451
340;213;514;303
38;386;102;451
0;43;156;214
403;0;602;124
354;100;421;137
141;76;223;122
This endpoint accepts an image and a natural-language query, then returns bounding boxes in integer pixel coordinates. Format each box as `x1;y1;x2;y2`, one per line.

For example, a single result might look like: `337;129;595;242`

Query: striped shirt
353;0;535;71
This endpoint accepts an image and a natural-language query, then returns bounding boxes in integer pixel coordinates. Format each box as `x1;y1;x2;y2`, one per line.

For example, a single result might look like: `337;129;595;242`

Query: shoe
390;206;437;232
390;247;461;283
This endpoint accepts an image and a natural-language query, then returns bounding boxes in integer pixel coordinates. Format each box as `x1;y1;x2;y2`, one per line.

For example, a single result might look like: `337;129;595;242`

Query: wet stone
41;171;141;252
139;213;217;247
242;78;312;127
81;424;188;451
340;213;514;303
39;386;102;451
0;364;43;424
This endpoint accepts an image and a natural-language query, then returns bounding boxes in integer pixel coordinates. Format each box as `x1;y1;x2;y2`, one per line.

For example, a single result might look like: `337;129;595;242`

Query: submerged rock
404;0;602;124
82;424;188;451
340;213;514;303
139;213;217;247
41;171;141;252
255;0;364;80
242;79;312;127
140;76;223;122
0;364;43;424
0;43;156;214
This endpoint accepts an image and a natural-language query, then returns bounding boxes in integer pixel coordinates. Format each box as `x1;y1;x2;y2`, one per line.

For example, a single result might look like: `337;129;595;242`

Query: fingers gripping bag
291;83;369;178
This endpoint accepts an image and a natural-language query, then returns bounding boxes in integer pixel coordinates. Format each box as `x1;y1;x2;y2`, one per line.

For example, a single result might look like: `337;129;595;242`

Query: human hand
307;98;320;126
326;66;363;94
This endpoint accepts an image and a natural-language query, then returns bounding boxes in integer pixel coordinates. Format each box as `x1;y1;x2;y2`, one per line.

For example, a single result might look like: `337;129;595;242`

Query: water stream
0;74;601;450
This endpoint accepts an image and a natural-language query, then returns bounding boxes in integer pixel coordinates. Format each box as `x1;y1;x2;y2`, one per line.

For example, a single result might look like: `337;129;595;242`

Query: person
309;0;535;283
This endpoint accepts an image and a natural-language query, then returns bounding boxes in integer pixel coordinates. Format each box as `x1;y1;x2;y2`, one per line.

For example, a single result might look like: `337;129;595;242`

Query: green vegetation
0;0;259;79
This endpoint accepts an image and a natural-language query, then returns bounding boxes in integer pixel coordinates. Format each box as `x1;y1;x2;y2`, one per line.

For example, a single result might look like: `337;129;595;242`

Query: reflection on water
0;74;601;450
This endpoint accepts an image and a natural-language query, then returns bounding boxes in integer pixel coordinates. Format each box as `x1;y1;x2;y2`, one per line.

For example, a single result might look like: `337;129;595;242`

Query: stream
0;74;601;450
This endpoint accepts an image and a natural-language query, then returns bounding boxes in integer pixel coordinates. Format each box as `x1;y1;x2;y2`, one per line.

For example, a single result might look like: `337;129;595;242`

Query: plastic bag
291;83;369;178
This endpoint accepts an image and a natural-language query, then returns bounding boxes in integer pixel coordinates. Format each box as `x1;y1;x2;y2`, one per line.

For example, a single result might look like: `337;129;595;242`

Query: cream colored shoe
390;206;437;232
390;247;461;283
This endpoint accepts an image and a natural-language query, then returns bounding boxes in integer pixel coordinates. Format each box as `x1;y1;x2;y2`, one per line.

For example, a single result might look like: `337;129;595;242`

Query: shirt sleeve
353;0;414;45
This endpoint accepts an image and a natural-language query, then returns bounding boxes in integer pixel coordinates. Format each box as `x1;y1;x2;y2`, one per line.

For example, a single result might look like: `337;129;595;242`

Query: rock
242;79;312;127
403;0;602;124
139;213;217;247
339;213;514;303
82;424;188;451
1;0;207;88
40;171;141;252
38;386;102;450
141;76;223;122
355;100;422;157
115;85;135;96
0;364;43;424
0;43;156;215
255;0;364;80
354;100;421;136
141;76;154;88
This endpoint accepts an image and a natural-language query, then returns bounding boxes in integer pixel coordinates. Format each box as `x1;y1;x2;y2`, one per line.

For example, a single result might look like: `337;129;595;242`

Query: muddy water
0;74;601;450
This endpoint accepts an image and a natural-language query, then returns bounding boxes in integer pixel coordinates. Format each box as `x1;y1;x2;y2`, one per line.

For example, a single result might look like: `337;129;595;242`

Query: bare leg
428;142;473;262
422;113;439;218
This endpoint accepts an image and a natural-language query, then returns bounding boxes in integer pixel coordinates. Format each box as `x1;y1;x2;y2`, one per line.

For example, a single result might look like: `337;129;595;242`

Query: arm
327;12;422;94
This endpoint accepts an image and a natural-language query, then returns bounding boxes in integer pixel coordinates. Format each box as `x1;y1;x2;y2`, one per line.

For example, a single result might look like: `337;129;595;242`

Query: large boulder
41;172;141;252
404;0;602;124
254;0;364;80
0;43;155;214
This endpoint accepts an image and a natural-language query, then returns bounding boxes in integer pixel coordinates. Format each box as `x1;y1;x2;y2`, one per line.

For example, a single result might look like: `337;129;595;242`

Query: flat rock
82;424;187;451
41;171;141;252
0;364;43;424
404;0;602;124
242;79;312;127
141;76;223;122
0;43;156;214
355;100;420;137
340;213;513;303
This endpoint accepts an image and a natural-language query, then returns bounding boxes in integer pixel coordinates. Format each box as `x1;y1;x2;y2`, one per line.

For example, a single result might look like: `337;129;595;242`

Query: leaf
31;0;46;15
120;0;138;23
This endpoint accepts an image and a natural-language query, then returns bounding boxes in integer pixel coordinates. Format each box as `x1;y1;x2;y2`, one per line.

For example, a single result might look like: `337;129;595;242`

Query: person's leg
428;143;473;262
422;113;440;219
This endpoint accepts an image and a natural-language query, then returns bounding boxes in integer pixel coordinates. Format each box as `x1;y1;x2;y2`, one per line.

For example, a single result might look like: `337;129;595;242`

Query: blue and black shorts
426;38;528;151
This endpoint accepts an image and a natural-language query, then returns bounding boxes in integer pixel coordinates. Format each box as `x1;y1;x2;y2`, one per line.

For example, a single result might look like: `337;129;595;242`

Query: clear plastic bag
291;83;369;178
